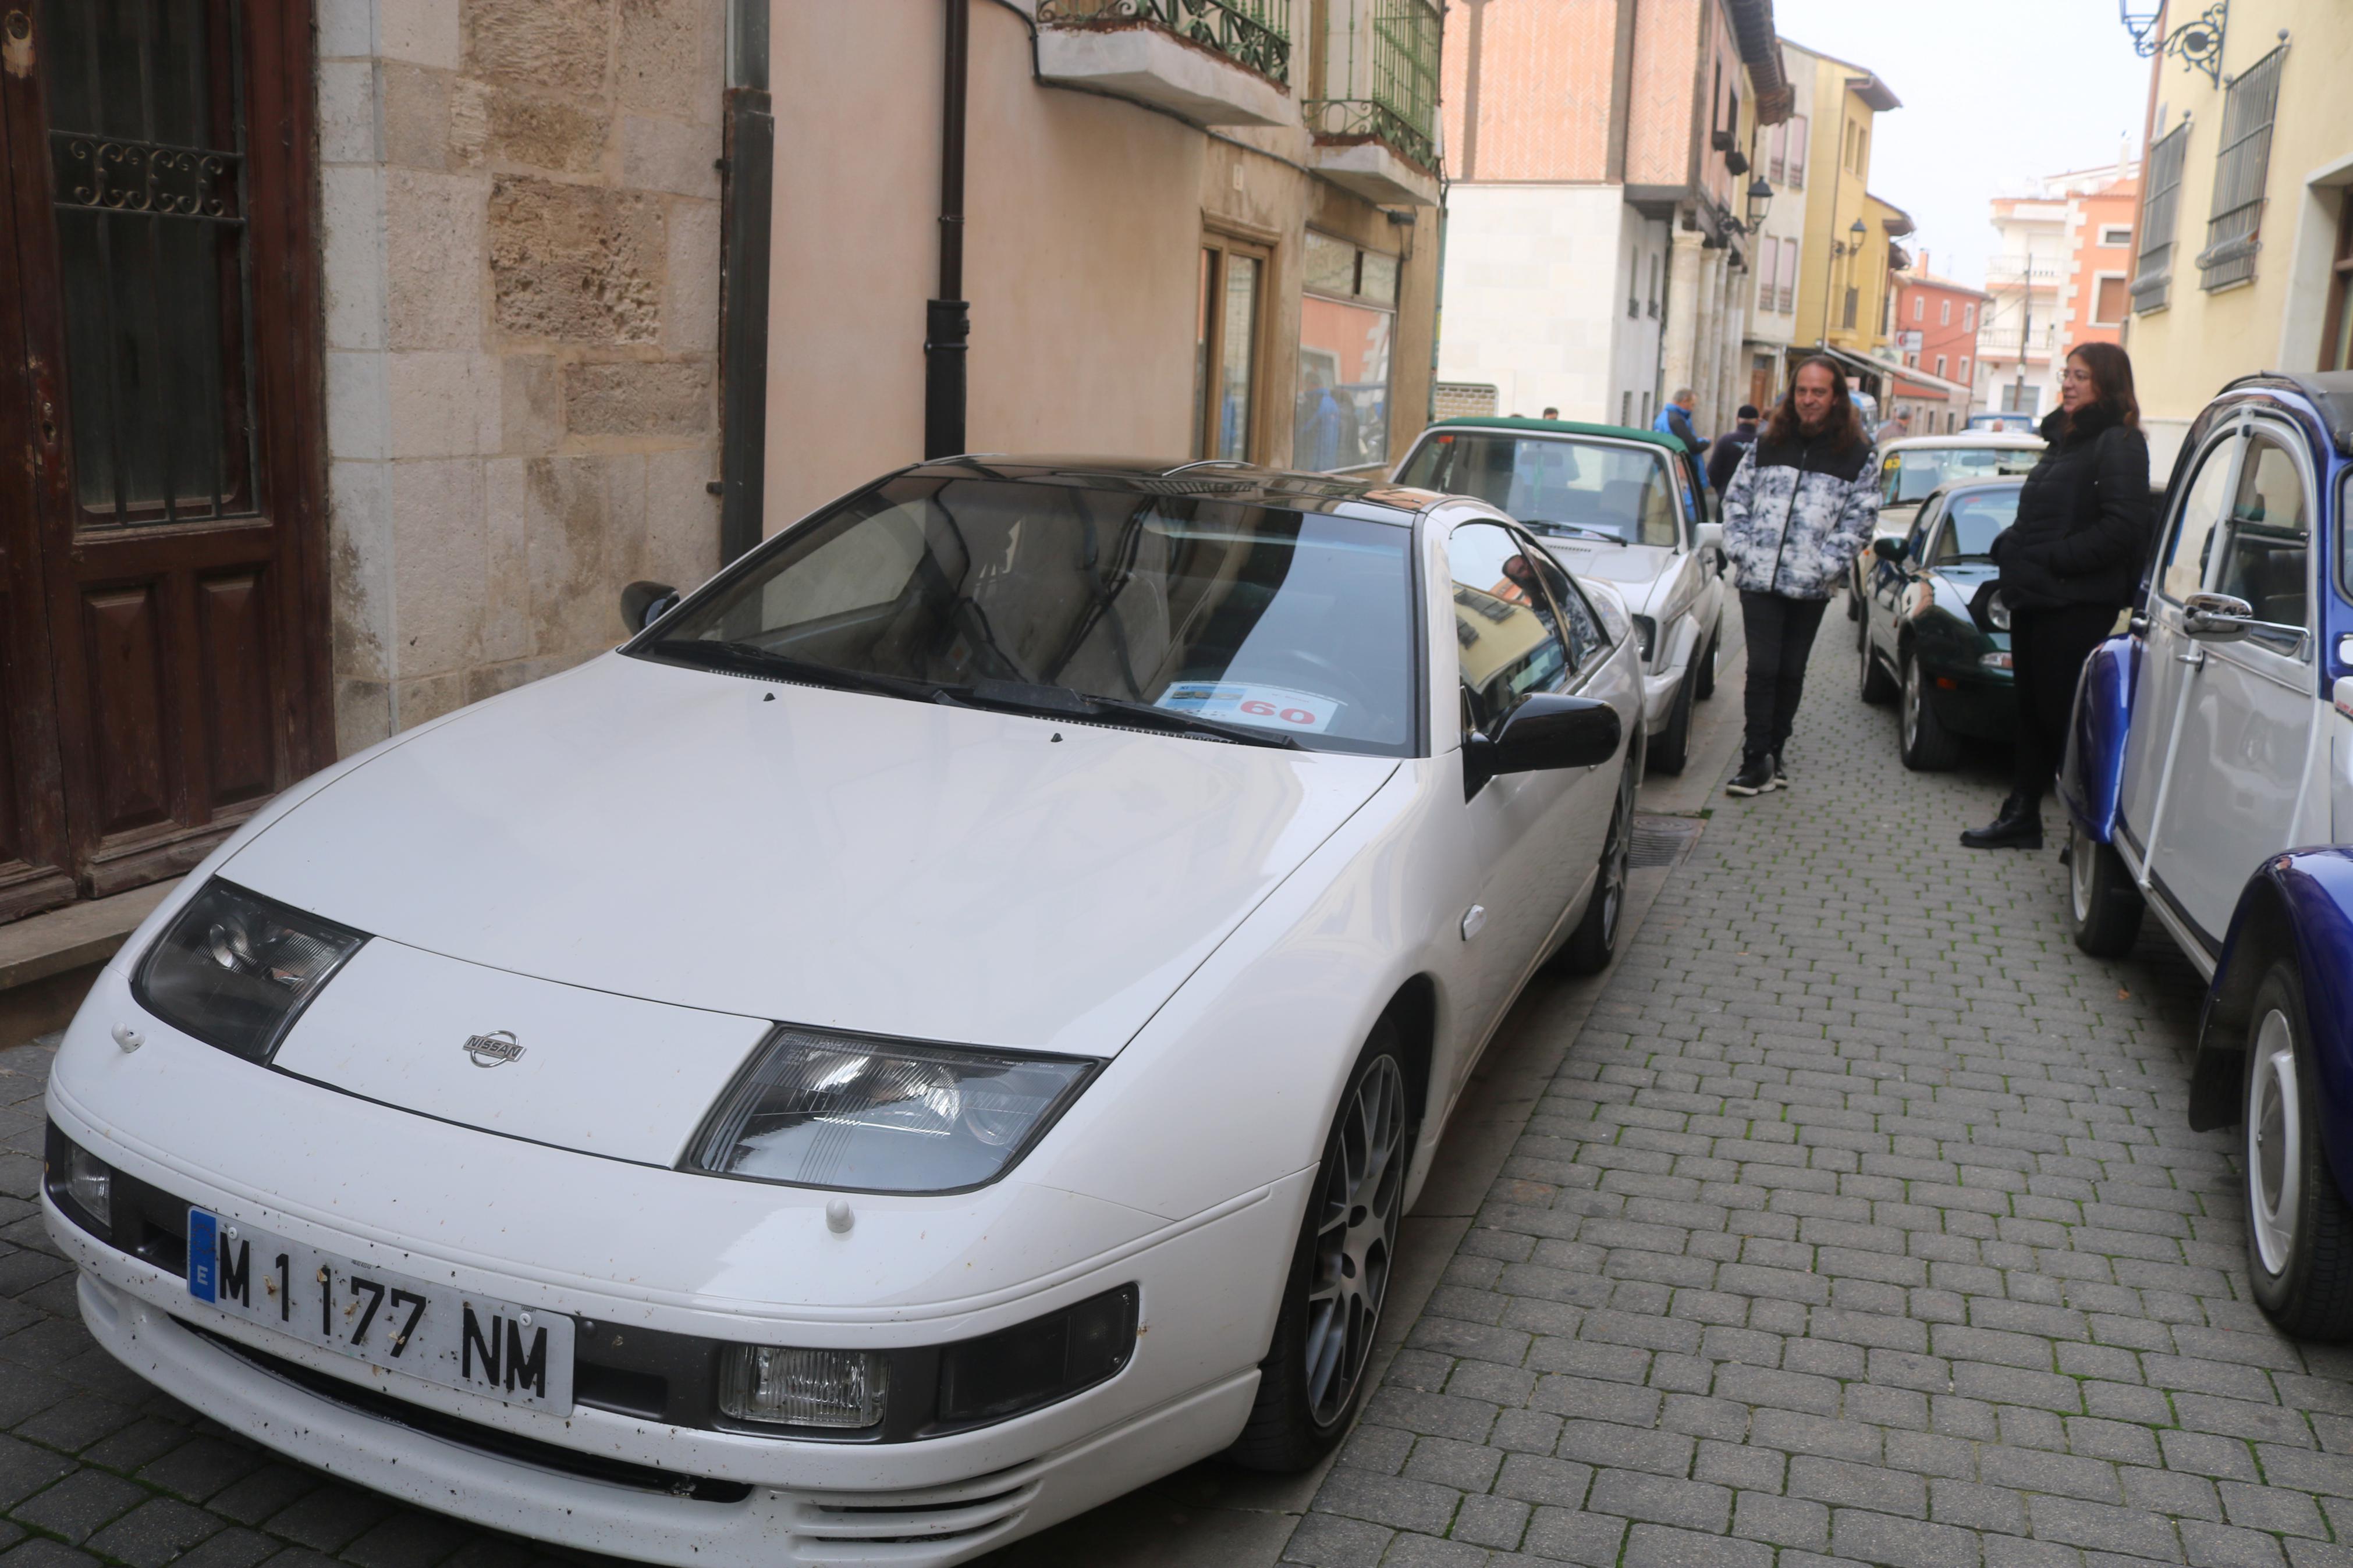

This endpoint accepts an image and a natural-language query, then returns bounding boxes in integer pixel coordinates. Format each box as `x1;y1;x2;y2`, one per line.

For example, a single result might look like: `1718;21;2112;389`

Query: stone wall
317;0;725;756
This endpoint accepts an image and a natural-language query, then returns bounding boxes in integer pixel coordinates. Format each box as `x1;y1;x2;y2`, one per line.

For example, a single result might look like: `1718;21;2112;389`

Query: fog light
62;1143;111;1231
938;1285;1138;1426
718;1345;886;1429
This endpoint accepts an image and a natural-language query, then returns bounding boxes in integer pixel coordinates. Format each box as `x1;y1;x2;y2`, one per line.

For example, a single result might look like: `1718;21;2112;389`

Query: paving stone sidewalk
1283;625;2350;1568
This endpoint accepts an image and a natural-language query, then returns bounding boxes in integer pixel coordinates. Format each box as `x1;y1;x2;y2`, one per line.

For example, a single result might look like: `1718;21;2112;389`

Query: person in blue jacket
1652;387;1701;459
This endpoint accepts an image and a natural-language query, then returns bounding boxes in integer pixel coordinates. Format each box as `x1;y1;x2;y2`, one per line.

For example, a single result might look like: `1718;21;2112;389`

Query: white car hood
1533;539;1676;604
225;655;1398;1062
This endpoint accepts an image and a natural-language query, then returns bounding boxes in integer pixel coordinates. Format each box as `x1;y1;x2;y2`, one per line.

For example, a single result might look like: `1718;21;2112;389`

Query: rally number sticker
1156;682;1340;734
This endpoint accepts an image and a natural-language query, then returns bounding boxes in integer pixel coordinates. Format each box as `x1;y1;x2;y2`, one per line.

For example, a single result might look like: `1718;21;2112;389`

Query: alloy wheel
1304;1055;1406;1428
2249;1008;2302;1278
1901;661;1922;752
1597;774;1635;947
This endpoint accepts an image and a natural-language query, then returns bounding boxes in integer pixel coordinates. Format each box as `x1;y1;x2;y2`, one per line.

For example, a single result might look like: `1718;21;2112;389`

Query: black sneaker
1726;757;1776;796
1770;752;1789;785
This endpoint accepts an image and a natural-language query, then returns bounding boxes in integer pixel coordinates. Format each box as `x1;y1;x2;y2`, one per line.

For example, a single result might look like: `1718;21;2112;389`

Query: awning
1803;343;1901;392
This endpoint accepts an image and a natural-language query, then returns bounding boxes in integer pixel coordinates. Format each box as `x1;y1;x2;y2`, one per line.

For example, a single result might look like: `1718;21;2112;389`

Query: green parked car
1855;478;2022;771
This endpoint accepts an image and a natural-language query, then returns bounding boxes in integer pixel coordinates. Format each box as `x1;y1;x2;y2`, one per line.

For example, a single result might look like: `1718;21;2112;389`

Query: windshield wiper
645;639;952;702
1520;520;1630;546
958;678;1303;750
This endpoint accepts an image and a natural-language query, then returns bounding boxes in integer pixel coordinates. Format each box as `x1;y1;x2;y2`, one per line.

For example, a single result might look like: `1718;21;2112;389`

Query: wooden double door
0;0;328;925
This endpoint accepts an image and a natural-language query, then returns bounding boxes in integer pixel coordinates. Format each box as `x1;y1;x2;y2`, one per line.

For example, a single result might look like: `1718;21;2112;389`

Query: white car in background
1393;417;1724;774
1847;431;2045;633
42;459;1647;1568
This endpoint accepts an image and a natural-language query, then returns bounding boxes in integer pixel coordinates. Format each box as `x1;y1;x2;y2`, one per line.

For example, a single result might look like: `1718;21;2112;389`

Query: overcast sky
1769;1;2156;289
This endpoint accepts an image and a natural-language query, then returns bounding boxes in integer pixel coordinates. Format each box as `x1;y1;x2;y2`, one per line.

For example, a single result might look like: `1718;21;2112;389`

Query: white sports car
42;460;1644;1566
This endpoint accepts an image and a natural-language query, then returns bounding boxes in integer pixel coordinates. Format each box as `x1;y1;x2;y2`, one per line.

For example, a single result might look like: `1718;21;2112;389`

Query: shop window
1297;231;1397;471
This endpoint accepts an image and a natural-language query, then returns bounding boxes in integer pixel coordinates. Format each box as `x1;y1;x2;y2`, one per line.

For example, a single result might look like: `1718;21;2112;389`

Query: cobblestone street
0;627;2340;1568
1281;627;2328;1568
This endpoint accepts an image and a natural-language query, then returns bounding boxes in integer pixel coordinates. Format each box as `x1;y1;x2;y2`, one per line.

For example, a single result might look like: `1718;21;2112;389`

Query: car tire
1898;653;1960;770
1649;668;1695;776
2242;959;2353;1341
1554;758;1637;976
1693;624;1719;701
1226;1021;1413;1470
1858;630;1897;705
2065;819;2145;957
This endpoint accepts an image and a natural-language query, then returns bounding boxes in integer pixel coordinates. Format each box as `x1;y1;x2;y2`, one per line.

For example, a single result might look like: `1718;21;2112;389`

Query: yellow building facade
1784;42;1900;358
2124;0;2353;468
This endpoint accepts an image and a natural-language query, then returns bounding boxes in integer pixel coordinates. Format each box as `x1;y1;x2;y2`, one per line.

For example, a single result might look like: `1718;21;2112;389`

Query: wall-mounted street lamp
2120;0;2226;87
1819;218;1870;345
1745;177;1773;232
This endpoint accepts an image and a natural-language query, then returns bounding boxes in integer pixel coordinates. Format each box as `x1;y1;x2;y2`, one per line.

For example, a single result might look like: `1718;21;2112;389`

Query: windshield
1930;489;2021;564
637;476;1418;756
1882;446;2039;505
1399;433;1678;547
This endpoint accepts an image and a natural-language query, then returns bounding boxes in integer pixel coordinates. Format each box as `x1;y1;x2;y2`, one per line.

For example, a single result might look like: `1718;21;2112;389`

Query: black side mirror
1467;694;1621;790
622;580;681;633
1871;536;1906;564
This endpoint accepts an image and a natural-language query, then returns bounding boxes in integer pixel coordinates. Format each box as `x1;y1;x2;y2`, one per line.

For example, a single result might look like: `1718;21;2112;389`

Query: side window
1517;533;1607;670
2214;433;2311;645
2158;435;2240;602
1450;521;1571;737
1907;499;1942;560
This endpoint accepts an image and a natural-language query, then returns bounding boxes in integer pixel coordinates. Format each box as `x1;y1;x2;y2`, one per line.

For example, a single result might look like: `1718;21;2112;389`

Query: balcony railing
1307;0;1440;173
1037;0;1292;86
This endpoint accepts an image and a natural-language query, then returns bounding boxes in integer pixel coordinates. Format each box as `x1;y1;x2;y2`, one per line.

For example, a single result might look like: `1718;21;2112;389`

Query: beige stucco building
0;0;1445;928
2123;0;2353;471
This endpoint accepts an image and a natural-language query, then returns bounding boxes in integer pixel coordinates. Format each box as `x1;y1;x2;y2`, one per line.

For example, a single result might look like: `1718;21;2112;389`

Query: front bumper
43;966;1308;1565
64;1258;1255;1567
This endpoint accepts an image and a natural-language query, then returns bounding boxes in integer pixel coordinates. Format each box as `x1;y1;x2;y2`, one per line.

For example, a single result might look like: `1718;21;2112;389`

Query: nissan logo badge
464;1030;524;1068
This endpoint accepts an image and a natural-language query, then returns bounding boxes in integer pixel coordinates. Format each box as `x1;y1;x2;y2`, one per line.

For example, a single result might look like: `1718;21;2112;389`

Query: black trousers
1738;589;1831;761
2010;602;2118;801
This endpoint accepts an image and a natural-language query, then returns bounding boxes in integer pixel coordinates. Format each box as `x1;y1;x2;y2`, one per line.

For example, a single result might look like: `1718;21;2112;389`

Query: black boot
1727;754;1777;797
1961;793;2043;849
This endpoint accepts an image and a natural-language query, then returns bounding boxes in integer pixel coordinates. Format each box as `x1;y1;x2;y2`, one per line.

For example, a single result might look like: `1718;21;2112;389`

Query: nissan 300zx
42;458;1643;1565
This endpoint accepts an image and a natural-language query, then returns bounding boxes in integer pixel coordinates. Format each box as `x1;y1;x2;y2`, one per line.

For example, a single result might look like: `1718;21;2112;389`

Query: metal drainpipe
925;0;971;459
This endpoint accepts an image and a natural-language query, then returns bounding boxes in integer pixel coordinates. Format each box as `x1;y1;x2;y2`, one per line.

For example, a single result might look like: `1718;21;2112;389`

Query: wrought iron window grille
1036;0;1292;87
1305;0;1440;174
2197;40;2287;293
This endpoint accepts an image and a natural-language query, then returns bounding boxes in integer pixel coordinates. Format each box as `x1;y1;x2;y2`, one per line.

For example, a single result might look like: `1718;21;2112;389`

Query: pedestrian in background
1541;406;1560;419
1876;410;1910;445
1961;343;2152;849
1707;404;1761;492
1653;387;1701;455
1719;357;1880;796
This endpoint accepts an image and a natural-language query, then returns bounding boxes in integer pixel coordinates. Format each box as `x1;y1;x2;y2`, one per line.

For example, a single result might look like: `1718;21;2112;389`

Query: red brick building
1893;268;1992;431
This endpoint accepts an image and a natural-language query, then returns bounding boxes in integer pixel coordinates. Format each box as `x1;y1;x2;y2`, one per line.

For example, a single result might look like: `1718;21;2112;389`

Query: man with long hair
1717;358;1881;795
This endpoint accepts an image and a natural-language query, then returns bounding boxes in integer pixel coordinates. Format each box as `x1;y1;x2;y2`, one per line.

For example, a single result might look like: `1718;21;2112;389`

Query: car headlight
133;880;366;1062
686;1028;1097;1193
1630;615;1657;664
1986;590;2013;631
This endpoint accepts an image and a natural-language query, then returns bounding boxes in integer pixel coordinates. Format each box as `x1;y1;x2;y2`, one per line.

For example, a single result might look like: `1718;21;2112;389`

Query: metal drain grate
1628;815;1703;869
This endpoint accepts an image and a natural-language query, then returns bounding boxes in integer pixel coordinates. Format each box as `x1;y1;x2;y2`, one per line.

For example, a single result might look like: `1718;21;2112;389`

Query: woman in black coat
1962;343;2152;849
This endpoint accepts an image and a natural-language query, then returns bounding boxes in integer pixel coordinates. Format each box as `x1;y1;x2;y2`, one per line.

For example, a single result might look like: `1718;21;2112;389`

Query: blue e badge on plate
187;1208;218;1302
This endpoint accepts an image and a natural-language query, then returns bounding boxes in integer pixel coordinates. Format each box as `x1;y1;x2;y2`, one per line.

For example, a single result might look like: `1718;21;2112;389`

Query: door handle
2175;648;2205;669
